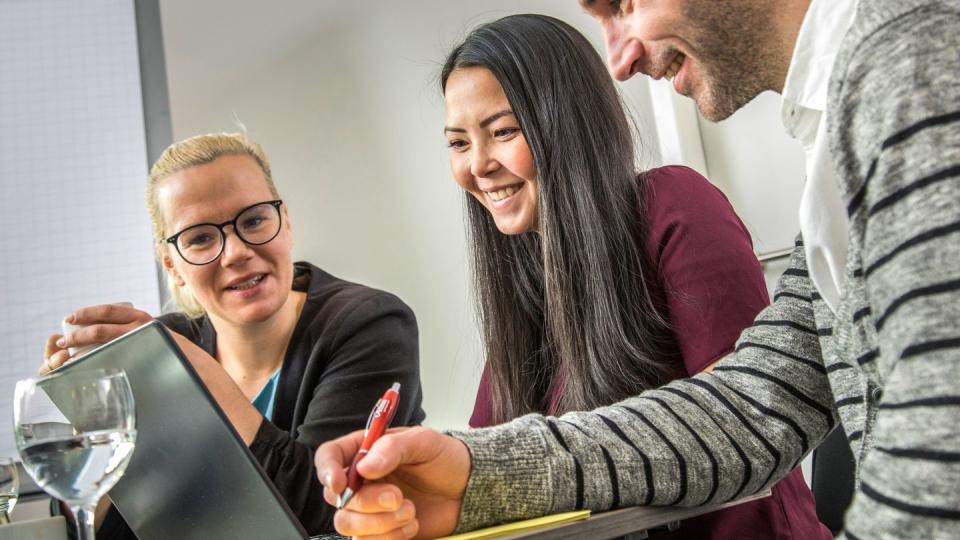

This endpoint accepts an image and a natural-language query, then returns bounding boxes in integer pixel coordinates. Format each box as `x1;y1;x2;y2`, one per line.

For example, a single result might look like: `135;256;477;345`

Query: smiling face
156;154;294;326
581;0;784;121
444;67;539;235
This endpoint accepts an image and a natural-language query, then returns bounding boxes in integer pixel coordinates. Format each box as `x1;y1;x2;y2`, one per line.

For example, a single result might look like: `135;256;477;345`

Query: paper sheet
437;510;592;540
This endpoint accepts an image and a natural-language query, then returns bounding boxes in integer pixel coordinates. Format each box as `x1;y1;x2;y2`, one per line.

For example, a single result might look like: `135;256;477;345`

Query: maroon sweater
470;166;831;540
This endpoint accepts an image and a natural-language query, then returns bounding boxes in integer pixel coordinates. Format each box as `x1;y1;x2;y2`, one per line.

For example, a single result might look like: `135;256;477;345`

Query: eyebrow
443;109;515;133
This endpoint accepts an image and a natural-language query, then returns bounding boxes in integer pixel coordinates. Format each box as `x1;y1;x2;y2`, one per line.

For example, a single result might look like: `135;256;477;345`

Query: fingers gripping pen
337;382;401;509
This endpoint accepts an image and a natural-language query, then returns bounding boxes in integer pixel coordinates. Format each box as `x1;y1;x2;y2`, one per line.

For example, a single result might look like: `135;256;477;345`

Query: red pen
337;382;401;509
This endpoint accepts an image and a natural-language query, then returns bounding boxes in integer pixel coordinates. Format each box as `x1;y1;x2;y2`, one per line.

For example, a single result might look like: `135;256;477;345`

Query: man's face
581;0;781;121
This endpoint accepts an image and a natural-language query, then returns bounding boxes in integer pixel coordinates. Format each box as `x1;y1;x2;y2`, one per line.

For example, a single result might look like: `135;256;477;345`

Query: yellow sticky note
437;510;592;540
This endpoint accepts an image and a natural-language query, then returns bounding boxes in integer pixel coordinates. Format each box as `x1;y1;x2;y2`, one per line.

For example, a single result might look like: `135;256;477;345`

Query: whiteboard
0;0;162;458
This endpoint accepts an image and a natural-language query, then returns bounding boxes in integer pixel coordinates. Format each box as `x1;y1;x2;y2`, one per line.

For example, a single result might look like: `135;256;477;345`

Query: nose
602;20;640;82
469;142;500;178
220;227;254;266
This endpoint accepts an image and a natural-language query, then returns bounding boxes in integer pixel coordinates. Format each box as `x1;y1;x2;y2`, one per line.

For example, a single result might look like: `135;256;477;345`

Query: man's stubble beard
682;0;783;122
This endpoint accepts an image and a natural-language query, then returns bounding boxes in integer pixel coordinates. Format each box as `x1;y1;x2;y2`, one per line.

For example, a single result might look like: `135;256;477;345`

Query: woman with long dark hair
436;14;827;539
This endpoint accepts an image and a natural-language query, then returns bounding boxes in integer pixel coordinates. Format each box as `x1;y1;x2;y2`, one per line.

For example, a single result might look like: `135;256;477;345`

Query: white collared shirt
781;0;858;312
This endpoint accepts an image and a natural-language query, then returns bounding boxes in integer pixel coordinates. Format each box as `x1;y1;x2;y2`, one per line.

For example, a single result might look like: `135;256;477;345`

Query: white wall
159;1;659;430
696;92;806;257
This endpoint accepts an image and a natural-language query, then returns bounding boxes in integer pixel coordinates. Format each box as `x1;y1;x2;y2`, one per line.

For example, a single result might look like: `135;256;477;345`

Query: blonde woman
43;133;425;537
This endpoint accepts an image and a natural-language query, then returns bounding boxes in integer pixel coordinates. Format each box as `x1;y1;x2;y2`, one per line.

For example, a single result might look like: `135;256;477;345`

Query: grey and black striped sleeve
450;243;837;532
833;5;960;539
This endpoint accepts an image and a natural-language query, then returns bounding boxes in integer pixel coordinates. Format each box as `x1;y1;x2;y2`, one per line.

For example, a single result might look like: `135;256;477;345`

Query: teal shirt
251;368;281;421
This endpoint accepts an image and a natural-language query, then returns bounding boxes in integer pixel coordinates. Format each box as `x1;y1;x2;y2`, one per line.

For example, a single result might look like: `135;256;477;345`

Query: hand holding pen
337;382;402;509
316;421;471;539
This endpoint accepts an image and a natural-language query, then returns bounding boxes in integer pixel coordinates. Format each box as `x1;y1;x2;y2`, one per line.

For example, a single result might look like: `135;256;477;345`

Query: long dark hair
442;14;683;423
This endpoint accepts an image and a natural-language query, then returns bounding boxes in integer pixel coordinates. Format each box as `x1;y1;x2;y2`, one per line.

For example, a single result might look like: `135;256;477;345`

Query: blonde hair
147;132;280;318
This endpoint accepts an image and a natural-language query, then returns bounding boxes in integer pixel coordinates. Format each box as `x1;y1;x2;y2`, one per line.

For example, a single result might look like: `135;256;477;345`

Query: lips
484;183;523;203
226;273;265;290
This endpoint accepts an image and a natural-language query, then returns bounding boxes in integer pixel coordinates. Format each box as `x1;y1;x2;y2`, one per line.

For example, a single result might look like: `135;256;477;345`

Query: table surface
496;490;772;540
12;457;770;540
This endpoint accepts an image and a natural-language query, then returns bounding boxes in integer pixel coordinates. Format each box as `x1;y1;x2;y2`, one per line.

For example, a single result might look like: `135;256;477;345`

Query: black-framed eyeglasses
165;200;284;265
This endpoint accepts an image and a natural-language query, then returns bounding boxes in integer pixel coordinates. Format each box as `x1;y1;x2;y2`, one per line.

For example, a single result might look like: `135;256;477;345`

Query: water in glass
20;429;135;504
14;368;136;540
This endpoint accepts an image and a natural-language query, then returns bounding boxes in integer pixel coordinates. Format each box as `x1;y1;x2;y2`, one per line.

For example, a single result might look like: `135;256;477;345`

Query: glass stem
72;504;97;540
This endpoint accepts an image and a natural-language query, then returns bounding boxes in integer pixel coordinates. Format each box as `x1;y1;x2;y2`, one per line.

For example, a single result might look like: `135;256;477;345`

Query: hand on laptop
315;426;469;539
41;303;153;375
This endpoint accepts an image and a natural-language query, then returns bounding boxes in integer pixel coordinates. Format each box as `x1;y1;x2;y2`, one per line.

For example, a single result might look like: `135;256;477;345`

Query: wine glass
13;368;136;540
0;457;18;524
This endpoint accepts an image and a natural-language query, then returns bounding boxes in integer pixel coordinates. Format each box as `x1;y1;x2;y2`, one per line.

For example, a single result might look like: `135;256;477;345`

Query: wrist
447;421;556;532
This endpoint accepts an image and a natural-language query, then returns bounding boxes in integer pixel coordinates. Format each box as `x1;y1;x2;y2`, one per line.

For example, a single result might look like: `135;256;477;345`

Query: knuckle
356;487;385;511
89;326;109;342
316;442;331;459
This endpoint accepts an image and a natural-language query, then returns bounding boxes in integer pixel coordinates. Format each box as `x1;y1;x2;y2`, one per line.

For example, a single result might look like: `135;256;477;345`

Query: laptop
44;321;321;539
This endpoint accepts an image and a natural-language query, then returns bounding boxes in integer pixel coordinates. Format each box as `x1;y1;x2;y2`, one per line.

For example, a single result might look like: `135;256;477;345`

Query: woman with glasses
42;132;426;537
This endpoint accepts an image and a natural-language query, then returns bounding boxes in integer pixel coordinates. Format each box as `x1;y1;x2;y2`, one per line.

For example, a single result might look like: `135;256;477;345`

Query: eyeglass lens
176;202;281;265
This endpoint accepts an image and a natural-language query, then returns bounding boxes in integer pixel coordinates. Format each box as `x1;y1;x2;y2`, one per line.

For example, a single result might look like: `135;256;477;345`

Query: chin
696;101;737;122
494;221;534;236
493;211;537;236
495;225;523;235
694;84;758;122
235;306;280;324
224;296;287;324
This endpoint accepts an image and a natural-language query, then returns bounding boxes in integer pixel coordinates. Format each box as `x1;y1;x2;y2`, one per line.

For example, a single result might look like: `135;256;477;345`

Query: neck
210;290;306;389
772;0;813;93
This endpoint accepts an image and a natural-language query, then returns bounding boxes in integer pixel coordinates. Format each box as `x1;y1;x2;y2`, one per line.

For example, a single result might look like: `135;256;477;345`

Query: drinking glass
13;368;136;540
0;457;18;524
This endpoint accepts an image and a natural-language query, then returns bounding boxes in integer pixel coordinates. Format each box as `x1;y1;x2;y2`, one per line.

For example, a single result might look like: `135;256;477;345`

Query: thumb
357;426;438;480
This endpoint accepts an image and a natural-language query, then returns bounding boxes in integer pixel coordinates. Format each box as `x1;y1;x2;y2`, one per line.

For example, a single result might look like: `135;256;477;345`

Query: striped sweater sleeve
832;4;960;539
450;243;837;532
